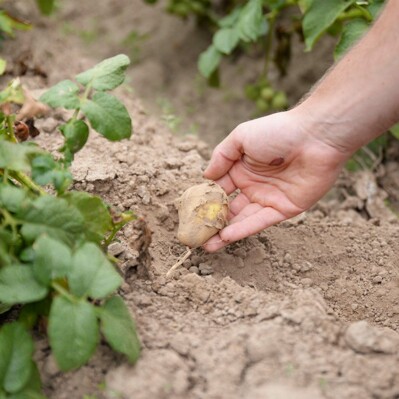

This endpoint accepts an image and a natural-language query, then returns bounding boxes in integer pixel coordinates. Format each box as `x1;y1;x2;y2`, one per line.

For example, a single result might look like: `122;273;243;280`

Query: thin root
166;247;192;278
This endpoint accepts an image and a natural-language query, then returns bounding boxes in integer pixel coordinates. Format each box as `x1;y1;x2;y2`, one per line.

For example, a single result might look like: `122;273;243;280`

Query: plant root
166;247;192;278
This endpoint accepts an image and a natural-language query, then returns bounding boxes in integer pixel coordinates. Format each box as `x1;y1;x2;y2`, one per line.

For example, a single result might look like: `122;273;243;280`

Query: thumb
203;126;244;180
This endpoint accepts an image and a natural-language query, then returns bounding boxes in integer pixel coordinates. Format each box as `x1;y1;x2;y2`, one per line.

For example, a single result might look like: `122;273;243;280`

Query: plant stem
338;7;372;22
104;227;118;248
5;115;17;143
262;12;276;81
71;83;92;122
10;170;46;195
0;168;8;183
104;212;136;248
3;115;46;195
51;282;79;304
0;207;18;238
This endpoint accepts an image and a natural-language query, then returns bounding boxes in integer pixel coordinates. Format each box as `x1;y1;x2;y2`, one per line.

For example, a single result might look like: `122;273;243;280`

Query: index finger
202;206;286;252
203;127;244;181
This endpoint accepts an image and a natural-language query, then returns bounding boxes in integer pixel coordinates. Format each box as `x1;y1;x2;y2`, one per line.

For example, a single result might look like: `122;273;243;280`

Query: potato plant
0;0;56;42
0;55;140;398
145;0;385;112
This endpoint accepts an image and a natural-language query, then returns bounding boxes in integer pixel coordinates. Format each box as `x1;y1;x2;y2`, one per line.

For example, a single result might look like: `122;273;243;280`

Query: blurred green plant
35;0;56;15
0;9;30;41
144;0;385;113
145;0;399;171
0;0;57;43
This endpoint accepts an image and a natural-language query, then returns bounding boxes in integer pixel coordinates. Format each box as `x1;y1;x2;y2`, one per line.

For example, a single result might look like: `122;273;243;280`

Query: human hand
202;110;351;252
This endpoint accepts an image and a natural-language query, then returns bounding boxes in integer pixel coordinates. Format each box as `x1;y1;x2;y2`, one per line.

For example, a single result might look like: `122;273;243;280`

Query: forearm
295;0;399;156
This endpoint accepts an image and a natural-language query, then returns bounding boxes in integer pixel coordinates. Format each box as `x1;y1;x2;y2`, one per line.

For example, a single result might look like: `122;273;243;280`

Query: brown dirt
2;1;399;399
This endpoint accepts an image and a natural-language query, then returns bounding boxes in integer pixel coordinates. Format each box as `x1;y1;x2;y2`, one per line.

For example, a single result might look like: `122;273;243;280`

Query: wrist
292;100;366;159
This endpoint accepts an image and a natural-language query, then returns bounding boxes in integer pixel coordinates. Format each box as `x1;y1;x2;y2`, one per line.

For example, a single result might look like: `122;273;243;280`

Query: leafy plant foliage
144;0;385;112
0;55;140;398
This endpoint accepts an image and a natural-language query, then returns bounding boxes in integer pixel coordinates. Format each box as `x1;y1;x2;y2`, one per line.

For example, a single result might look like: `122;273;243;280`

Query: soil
2;1;399;399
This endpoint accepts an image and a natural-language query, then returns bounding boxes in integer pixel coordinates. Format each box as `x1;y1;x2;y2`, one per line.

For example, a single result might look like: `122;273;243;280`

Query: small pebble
233;248;247;259
183;260;192;269
284;253;292;264
189;266;199;275
40;117;58;133
108;242;125;257
199;263;213;276
301;278;313;287
177;141;196;152
301;261;313;272
372;275;383;284
291;263;302;272
190;255;202;266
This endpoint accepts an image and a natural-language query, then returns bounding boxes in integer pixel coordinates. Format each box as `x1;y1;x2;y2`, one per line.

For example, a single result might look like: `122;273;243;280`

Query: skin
203;0;399;252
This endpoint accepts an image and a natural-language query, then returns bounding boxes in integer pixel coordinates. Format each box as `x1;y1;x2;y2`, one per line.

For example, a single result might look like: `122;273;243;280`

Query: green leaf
207;68;220;88
0;79;25;105
0;59;6;76
19;362;41;393
390;123;399;139
218;7;242;28
0;266;48;305
213;28;240;55
368;0;385;19
7;362;44;399
0;322;34;393
298;0;312;13
303;0;355;51
62;192;112;244
335;19;369;60
198;45;222;79
19;298;51;330
48;297;99;371
39;80;80;110
69;243;122;299
31;154;73;193
0;12;30;38
0;303;11;315
0;229;13;266
0;141;41;173
32;235;72;286
100;296;140;363
35;0;55;15
75;54;130;91
237;0;267;42
17;196;85;246
80;92;132;141
0;185;27;213
60;119;89;154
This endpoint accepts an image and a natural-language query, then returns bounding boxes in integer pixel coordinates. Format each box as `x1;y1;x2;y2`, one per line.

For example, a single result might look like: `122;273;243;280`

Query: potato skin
177;182;229;248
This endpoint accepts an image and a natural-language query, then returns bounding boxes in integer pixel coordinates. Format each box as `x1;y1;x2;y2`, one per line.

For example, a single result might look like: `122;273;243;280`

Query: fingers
222;207;286;243
203;127;244;181
215;174;237;195
202;206;286;252
202;233;226;252
228;192;250;217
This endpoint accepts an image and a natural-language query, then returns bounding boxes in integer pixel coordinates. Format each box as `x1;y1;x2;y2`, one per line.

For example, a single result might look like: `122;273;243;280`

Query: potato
176;182;229;248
